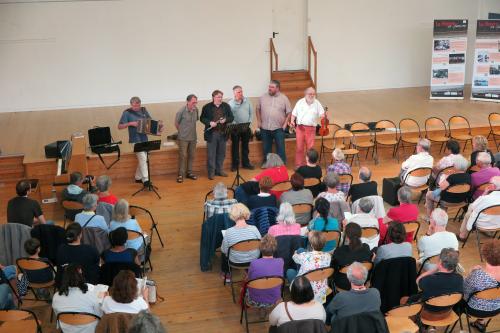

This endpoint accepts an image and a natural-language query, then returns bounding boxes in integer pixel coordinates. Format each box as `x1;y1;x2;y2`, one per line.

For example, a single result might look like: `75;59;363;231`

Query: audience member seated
110;199;143;251
307;198;339;252
268;203;301;237
327;149;351;195
425;155;471;218
246;235;284;307
432;139;462;178
61;172;95;202
344;197;379;250
286;231;331;304
96;175;118;205
400;138;433;187
418;208;458;271
7;179;47;226
405;248;463;319
75;194;109;232
101;227;140;265
331;223;372;291
471;152;500;199
296;148;324;197
0;284;14;310
317;172;346;203
459;176;500;241
280;173;314;225
247;176;278;211
348;167;378;203
22;238;54;296
57;223;100;284
220;204;261;280
269;276;326;327
128;310;167;333
52;264;103;333
204;182;238;219
463;240;500;332
382;186;419;243
251;153;289;199
327;262;381;323
470;135;495;168
0;264;18;304
102;270;149;314
374;222;412;265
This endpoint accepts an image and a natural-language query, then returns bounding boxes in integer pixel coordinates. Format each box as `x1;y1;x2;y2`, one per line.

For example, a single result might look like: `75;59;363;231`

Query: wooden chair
350;122;376;162
62;200;84;227
448;116;473;151
385;302;422;333
402;167;432;204
322;230;341;252
461;204;500;261
437;183;471;221
417;254;439;275
433;166;456;188
456;286;500;333
129;205;165;248
0;309;41;333
468;164;481;174
374;120;399;162
338;174;353;197
271;181;292;192
361;226;379;240
419;293;462;332
292;203;313;222
319;123;343;167
240;276;284;333
304;267;335;296
425;117;449;154
225;239;261;303
488;112;500;150
57;312;100;330
126;229;152;273
402;221;421;242
16;257;56;301
397;118;421;157
303;177;321;187
333;129;360;166
336;262;373;292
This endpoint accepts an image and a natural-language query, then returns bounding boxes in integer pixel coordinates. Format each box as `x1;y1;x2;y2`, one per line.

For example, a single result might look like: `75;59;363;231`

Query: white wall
478;0;500;18
0;0;271;112
308;0;480;92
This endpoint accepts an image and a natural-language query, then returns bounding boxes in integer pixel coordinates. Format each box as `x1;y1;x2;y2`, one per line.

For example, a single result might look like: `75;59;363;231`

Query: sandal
176;175;183;183
471;320;487;333
186;173;198;180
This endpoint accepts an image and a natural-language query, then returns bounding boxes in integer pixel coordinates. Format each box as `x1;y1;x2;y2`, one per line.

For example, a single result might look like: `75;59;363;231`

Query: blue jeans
261;128;286;164
0;284;14;310
2;266;16;281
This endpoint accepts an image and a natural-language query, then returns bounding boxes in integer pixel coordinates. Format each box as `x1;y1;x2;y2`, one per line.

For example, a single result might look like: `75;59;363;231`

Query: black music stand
227;122;251;188
132;140;162;199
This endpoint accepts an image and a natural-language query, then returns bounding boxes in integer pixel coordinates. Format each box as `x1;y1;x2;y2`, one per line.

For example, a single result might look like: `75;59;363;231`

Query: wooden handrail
308;36;317;89
270;38;278;76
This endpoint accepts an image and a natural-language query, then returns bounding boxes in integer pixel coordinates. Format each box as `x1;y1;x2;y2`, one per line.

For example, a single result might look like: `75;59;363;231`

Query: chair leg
244;305;249;333
476;229;483;262
462;230;471;248
240;302;244;324
230;270;236;303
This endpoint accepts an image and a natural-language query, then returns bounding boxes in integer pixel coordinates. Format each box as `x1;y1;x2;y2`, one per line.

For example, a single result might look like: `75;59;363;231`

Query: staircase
269;36;318;105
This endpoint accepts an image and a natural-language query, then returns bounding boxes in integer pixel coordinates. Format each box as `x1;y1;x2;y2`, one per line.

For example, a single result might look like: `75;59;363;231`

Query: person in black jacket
348;167;378;203
200;90;234;180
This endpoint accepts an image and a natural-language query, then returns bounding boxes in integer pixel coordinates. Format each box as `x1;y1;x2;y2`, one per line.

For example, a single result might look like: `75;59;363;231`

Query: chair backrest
62;200;84;210
16;257;56;288
304;267;334;282
350;122;374;143
474;204;500;228
204;188;235;202
468;165;481;173
129;205;155;237
489;112;500;132
304;178;321;187
406;167;432;178
339;261;373;274
230;239;261;252
292;203;313;215
272;181;292;192
418;254;439;275
375;120;398;141
361;227;379;239
246;275;284;290
402;221;420;236
425;117;447;137
448;115;471;134
57;312;100;326
398;118;421;139
334;129;354;140
386;302;422;317
0;309;41;332
322;230;341;244
338;173;353;186
444;183;470;194
471;285;500;302
477;182;492;192
425;293;462;307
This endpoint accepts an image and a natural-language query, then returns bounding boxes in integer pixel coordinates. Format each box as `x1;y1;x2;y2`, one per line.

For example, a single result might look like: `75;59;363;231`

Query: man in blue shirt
228;85;254;171
118;96;151;185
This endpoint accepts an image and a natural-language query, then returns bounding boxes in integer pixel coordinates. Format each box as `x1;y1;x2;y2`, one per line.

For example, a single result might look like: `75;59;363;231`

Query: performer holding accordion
118;96;162;185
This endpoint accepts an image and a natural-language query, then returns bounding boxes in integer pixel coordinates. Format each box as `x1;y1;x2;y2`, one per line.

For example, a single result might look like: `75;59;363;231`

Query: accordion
137;119;163;136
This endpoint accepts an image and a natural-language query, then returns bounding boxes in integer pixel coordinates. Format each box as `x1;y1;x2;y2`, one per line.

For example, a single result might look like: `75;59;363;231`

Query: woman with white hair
327;148;352;194
74;194;109;232
109;199;143;251
317;172;346;203
268;202;301;237
424;155;471;219
204;182;238;219
96;175;118;205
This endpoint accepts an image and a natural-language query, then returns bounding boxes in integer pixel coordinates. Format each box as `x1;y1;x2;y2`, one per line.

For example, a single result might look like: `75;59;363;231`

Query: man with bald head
327;262;381;322
290;87;326;168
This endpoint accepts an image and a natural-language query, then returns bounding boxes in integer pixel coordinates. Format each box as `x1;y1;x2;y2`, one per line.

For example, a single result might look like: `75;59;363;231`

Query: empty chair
333;129;360;166
425;117;448;154
350;122;376;162
374;120;399;162
488;112;500;150
397;118;421;156
448;115;473;151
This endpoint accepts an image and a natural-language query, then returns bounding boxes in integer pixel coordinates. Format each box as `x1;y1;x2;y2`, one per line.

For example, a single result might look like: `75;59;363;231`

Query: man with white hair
344;197;379;250
458;176;500;240
418;208;458;270
471;152;500;200
290;87;326;168
348;167;378;203
203;182;238;219
424;155;471;218
400;138;434;187
327;262;381;322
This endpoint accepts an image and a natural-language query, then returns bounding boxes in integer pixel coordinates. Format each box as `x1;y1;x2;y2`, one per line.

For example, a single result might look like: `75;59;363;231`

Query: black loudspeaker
45;140;69;158
382;177;401;206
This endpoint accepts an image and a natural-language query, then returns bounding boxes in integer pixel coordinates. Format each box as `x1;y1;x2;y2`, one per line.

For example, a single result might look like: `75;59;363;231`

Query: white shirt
418;231;458;264
402;152;434;187
101;295;149;314
269;301;326;327
348;213;379;250
52;284;103;333
291;98;325;126
465;191;500;231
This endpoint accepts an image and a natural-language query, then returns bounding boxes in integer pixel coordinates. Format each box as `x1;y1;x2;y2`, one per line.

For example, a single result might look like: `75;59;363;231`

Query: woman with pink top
268;202;301;237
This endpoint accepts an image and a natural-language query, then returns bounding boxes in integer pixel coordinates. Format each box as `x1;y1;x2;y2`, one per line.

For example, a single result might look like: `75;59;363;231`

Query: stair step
280;79;313;90
271;70;310;81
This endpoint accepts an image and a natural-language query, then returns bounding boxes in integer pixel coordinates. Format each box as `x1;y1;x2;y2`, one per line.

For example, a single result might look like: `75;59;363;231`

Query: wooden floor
1;142;499;333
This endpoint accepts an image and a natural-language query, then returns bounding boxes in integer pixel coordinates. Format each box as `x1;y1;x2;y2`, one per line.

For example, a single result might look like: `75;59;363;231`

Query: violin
318;106;329;137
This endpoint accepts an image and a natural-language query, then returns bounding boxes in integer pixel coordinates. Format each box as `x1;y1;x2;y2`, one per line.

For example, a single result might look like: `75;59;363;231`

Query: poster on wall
471;20;500;102
430;19;468;99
